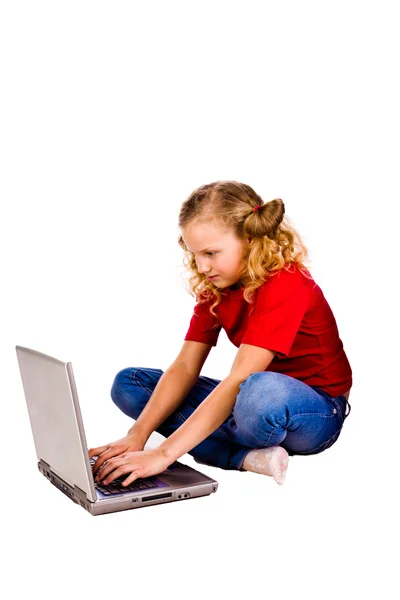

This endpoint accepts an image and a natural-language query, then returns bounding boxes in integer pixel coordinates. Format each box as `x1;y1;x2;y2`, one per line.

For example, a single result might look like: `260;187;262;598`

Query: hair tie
253;205;261;212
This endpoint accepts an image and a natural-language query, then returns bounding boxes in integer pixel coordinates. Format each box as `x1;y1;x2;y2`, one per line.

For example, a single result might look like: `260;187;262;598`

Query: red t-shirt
184;264;352;397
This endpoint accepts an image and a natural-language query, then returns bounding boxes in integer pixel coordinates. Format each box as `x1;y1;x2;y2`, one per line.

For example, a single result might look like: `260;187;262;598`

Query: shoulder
261;263;311;291
248;265;313;313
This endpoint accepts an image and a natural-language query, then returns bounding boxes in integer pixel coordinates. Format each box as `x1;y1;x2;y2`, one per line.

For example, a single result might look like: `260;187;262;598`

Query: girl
89;181;352;486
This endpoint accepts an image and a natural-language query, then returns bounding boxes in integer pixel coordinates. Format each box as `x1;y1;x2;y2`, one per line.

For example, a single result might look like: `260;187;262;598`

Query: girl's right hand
88;432;147;477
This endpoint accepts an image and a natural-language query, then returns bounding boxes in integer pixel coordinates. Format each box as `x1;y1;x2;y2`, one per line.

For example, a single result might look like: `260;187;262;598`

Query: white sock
242;446;289;485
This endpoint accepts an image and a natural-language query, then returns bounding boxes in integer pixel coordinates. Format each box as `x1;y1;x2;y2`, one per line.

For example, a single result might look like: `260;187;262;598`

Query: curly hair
177;180;313;319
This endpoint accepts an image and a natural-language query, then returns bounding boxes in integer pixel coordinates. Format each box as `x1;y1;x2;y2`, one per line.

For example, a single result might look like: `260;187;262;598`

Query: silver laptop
16;345;219;516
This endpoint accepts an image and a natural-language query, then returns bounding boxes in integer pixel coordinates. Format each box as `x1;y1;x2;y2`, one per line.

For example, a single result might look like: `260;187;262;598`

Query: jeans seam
131;378;151;393
130;367;162;378
263;426;278;447
130;370;155;394
287;412;338;419
175;411;187;424
195;383;215;391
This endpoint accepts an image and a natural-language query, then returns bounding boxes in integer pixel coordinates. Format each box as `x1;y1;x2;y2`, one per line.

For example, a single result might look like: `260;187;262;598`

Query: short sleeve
184;296;222;347
241;267;311;357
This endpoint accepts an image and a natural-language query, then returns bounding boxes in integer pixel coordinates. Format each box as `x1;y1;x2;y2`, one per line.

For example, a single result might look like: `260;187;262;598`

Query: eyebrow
187;246;218;253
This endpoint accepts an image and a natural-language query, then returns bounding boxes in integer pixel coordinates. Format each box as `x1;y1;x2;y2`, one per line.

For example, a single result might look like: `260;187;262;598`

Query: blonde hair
177;180;313;319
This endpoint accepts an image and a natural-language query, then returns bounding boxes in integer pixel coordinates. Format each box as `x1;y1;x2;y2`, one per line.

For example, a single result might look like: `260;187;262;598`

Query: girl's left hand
95;447;173;486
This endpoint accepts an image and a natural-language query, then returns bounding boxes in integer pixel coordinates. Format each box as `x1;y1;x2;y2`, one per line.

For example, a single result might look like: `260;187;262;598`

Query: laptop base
39;459;218;516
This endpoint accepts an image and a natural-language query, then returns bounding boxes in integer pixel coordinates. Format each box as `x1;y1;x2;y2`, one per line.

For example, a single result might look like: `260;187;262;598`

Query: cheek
215;257;225;270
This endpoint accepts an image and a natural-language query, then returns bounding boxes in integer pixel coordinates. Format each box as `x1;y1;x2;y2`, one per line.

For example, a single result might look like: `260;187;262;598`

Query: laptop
15;345;219;516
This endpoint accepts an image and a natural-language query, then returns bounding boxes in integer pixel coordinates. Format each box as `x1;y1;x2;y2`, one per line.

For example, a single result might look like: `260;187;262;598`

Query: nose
196;258;212;274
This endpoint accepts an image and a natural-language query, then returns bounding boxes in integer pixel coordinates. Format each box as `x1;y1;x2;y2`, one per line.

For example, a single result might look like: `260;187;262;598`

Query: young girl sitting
89;180;352;486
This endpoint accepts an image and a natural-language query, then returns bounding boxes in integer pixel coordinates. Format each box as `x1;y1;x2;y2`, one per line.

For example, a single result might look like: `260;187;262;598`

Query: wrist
127;425;149;443
157;441;178;463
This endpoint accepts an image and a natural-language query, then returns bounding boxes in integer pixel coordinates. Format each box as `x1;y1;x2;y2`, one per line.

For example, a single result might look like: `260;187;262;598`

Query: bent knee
238;371;288;406
110;367;162;419
234;371;290;423
110;367;137;399
110;367;143;417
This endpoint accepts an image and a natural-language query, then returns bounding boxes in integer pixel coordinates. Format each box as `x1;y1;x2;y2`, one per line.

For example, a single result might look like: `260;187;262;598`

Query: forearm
158;374;242;463
128;364;199;442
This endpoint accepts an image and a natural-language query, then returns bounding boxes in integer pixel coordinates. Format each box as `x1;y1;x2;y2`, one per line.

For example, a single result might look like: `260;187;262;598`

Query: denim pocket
329;396;346;423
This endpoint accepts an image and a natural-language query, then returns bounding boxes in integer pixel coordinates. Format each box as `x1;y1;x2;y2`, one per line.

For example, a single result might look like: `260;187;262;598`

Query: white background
1;1;399;598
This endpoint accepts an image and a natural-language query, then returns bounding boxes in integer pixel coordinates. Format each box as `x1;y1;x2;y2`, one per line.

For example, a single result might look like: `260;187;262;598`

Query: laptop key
94;470;159;494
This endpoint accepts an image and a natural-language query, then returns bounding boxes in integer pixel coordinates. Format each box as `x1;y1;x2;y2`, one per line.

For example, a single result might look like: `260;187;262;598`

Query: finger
95;456;123;482
94;445;130;473
121;470;144;487
102;464;134;486
88;445;109;459
92;448;122;474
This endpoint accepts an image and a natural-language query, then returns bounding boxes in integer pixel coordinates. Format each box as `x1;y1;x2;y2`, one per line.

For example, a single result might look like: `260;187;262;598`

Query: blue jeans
110;368;352;472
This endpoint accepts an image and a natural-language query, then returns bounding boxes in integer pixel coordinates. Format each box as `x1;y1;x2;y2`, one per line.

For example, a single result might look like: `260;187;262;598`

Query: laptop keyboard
90;457;158;495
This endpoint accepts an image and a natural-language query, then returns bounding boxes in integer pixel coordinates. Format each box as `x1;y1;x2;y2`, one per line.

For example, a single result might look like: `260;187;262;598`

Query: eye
188;250;217;258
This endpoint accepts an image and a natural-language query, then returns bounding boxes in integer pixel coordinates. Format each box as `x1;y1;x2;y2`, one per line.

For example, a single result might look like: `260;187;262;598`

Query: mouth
208;275;219;280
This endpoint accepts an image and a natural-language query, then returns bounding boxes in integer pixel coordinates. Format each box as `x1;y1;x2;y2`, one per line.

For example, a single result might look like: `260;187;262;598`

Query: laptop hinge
73;485;88;502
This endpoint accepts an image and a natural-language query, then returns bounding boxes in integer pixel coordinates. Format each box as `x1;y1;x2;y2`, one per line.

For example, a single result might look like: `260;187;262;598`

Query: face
181;222;248;289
